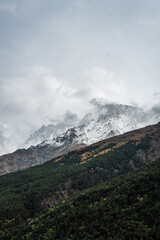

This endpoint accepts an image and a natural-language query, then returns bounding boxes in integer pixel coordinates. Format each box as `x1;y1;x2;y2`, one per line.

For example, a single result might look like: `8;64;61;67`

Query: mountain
26;102;159;147
0;102;159;175
0;122;160;239
24;123;68;148
0;137;85;176
24;110;79;148
4;158;160;240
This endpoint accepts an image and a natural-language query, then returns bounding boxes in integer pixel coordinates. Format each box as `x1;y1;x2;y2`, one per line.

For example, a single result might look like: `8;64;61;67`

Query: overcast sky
0;0;160;154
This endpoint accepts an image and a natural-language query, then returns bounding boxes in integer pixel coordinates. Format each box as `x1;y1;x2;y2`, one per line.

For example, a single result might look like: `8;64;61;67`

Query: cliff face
0;143;85;175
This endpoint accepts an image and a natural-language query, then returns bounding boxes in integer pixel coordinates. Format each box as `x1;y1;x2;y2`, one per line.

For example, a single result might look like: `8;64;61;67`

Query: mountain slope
0;103;159;175
0;138;85;176
0;121;160;232
1;158;160;239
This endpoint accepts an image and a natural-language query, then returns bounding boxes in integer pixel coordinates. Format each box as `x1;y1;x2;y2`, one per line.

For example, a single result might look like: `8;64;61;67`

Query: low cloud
153;92;160;100
151;104;160;115
63;111;79;126
0;0;160;155
86;67;127;103
0;65;78;126
90;98;129;116
0;65;82;154
0;64;159;155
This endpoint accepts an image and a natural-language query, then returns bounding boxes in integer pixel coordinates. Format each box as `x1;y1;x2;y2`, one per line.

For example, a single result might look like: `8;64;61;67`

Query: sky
0;0;160;154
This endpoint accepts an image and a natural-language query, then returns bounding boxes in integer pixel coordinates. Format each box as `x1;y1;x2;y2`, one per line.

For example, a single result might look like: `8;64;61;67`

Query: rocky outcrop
0;143;85;175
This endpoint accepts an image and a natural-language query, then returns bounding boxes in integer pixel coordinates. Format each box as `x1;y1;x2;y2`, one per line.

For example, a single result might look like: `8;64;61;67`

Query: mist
0;0;160;154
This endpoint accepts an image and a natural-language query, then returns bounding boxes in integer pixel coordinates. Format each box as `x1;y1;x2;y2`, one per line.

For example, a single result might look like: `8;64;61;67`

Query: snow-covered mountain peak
24;101;160;150
24;110;80;148
79;113;94;126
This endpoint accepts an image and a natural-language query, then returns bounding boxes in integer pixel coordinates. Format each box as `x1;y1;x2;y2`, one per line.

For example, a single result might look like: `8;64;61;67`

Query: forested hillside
0;122;160;239
1;158;160;239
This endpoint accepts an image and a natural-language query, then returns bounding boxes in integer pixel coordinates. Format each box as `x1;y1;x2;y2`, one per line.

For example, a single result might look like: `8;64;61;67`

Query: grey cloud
90;98;120;112
0;0;160;154
151;104;160;115
153;92;160;99
48;111;79;127
0;127;5;148
63;111;78;125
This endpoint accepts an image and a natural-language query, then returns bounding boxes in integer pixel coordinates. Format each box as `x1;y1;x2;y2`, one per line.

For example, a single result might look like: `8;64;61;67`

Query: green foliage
0;135;155;239
1;158;160;240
